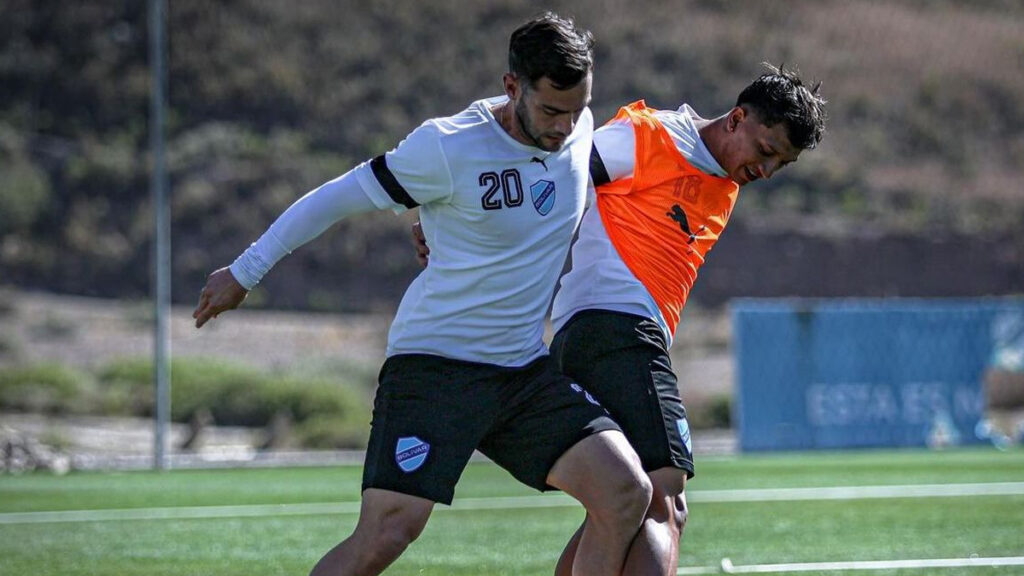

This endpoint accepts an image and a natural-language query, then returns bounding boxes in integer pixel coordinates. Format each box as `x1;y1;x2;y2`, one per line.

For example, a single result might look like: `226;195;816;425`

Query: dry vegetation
2;1;1023;310
0;289;734;431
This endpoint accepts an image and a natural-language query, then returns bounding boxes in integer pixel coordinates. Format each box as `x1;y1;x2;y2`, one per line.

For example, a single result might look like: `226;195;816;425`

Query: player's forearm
229;168;378;289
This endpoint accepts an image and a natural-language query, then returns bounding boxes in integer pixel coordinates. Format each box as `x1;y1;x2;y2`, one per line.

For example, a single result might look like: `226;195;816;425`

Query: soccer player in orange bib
549;65;827;575
413;63;827;575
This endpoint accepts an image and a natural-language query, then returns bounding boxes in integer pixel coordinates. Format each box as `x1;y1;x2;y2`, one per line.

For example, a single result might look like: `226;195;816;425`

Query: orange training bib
596;101;739;334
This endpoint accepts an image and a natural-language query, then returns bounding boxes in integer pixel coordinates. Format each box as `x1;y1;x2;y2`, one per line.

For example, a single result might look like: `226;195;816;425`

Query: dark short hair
736;63;827;150
508;12;594;90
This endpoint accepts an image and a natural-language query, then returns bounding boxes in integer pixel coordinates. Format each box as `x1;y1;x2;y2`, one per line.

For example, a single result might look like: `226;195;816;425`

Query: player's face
719;107;802;187
508;73;592;152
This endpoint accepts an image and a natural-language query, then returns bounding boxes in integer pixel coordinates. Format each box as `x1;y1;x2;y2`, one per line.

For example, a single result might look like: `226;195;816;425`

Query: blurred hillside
2;0;1022;310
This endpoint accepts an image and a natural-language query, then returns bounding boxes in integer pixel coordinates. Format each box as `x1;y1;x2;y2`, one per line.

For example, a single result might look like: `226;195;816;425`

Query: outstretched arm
194;120;451;328
192;168;379;328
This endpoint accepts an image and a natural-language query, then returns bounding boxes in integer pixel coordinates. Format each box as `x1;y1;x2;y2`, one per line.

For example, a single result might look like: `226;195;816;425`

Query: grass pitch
1;447;1022;575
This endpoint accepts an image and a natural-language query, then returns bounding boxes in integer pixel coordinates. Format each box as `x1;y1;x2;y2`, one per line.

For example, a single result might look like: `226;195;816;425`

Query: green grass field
2;447;1022;575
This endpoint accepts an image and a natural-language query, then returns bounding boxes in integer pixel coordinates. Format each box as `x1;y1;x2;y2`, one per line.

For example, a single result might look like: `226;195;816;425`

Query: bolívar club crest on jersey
395;436;430;473
530;180;556;216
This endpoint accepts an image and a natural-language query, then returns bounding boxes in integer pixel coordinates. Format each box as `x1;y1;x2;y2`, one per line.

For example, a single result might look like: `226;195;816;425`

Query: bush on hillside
688;394;732;430
294;413;371;449
95;357;370;434
0;364;92;414
5;1;1024;308
0;357;372;448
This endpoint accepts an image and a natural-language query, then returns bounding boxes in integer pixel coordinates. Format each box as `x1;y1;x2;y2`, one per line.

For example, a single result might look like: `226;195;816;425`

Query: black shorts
362;353;620;504
551;310;695;478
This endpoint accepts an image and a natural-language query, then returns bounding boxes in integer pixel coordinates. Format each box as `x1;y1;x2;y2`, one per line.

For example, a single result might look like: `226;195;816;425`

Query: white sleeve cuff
227;166;380;289
229;229;291;290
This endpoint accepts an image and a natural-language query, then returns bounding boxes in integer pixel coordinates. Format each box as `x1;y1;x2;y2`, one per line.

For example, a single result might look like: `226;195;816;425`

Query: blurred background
1;0;1023;470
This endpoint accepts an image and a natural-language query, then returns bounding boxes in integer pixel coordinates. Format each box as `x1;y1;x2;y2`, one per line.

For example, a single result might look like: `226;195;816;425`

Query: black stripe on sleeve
370;155;420;209
589;143;611;188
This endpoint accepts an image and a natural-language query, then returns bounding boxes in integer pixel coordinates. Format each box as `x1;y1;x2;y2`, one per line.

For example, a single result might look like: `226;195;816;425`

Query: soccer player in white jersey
415;65;827;575
192;13;651;576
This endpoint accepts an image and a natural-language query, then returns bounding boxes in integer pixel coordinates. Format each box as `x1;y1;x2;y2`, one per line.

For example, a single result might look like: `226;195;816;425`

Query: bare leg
309;488;434;576
553;521;583;576
556;468;688;576
622;467;688;575
546;431;652;576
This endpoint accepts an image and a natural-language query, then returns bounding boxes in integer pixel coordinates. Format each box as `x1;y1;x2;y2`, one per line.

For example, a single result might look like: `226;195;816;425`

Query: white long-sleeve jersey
231;96;594;366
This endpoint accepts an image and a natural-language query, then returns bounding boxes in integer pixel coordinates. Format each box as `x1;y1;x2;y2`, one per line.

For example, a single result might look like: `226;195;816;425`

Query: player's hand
411;221;430;267
193;267;249;329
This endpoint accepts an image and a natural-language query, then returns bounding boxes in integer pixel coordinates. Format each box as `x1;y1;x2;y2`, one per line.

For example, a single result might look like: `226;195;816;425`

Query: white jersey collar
677;103;727;178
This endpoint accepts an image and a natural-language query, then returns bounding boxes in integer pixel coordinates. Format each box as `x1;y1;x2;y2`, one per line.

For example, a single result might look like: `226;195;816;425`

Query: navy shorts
551;310;695;478
362;353;620;504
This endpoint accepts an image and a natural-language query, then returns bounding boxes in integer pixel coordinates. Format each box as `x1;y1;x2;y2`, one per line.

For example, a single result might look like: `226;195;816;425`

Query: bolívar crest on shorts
395;436;430;473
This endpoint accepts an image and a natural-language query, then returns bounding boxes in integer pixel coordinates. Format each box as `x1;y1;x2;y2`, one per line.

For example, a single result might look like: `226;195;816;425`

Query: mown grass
1;448;1022;575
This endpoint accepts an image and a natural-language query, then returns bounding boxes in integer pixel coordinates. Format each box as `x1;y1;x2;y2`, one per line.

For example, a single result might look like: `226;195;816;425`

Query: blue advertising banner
732;299;1024;451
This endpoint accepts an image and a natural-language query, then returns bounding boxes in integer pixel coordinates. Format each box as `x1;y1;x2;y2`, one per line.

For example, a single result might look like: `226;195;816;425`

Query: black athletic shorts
551;310;695;478
362;353;620;504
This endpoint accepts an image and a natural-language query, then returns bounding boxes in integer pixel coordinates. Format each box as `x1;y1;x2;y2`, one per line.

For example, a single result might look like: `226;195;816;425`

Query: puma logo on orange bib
665;204;706;244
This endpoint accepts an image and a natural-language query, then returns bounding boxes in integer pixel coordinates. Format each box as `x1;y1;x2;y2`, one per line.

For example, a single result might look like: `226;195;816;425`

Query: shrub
262;375;367;421
705;394;733;429
688;394;733;430
167;359;271;425
0;289;15;316
0;330;21;359
94;358;165;417
95;357;371;444
0;364;91;414
0;157;52;233
294;413;370;449
98;357;265;423
28;314;78;340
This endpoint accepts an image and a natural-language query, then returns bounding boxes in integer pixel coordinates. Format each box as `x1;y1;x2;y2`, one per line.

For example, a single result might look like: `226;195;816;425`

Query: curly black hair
736;63;827;150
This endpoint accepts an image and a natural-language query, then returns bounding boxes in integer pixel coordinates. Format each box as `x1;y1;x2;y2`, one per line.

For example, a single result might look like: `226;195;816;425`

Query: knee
644;491;687;543
631;473;656;519
601;471;654;527
674;493;688;534
377;517;423;559
648;474;688;534
551;432;653;528
358;509;427;565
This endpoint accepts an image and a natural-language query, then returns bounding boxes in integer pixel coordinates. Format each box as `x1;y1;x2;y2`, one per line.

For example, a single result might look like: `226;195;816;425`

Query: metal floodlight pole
149;0;171;471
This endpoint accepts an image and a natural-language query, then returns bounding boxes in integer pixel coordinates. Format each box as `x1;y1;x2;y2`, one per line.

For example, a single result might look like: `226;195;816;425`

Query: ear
727;106;746;133
503;73;521;102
